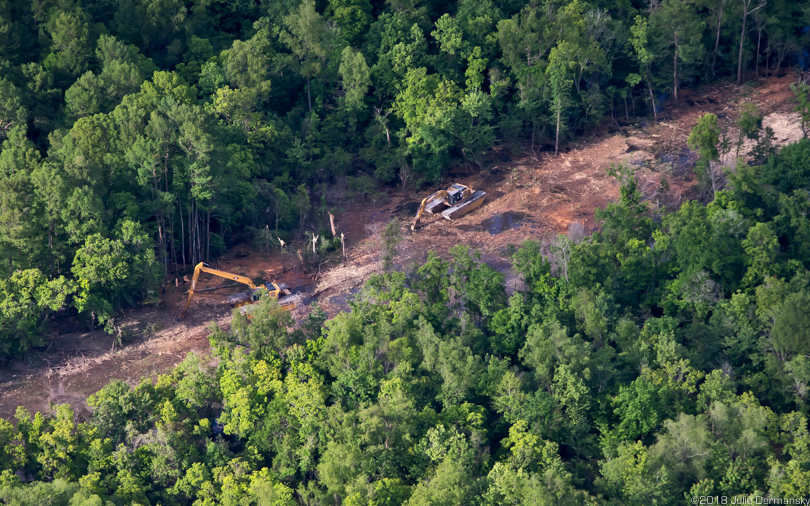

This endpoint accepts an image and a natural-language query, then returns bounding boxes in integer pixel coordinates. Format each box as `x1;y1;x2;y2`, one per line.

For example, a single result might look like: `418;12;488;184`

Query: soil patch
480;212;528;235
394;201;421;216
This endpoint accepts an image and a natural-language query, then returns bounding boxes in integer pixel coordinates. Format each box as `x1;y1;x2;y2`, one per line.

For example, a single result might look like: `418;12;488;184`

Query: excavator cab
250;287;266;303
261;282;292;300
232;282;293;306
446;184;469;205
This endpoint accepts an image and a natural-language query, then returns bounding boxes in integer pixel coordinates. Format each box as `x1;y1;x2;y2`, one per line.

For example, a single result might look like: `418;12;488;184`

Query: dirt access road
0;72;804;421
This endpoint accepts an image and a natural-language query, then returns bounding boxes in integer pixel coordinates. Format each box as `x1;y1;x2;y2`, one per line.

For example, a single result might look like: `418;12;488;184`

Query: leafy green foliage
688;113;722;163
0;1;809;503
0;139;809;503
791;82;810;138
381;217;402;271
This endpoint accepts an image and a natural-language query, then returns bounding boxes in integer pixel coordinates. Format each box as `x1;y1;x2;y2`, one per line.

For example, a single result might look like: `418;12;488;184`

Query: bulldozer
179;262;297;319
411;182;486;231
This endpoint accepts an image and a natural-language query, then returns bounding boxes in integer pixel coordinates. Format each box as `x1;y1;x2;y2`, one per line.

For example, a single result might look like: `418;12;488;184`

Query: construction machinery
179;262;297;319
411;182;486;231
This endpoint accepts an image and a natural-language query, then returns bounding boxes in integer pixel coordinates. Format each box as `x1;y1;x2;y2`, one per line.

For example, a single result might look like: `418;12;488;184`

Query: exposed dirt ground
0;72;805;421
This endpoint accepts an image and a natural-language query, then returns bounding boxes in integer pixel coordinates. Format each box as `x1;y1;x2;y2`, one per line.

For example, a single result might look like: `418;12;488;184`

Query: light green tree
327;0;372;45
280;0;331;112
628;17;655;110
339;47;371;110
741;222;778;287
71;220;159;331
650;0;706;106
0;78;26;139
791;82;810;138
0;269;74;359
381;218;402;271
737;103;763;157
687;113;724;198
547;42;575;155
64;72;105;120
43;9;94;82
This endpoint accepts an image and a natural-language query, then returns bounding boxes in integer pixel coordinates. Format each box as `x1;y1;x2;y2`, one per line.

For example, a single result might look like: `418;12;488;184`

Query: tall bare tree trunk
169;213;176;276
738;0;766;85
158;223;167;278
766;48;770;76
737;5;748;85
673;39;680;105
714;4;725;53
189;201;195;267
624;96;629;122
307;76;312;112
555;107;561;155
179;199;186;270
196;212;202;266
711;2;726;75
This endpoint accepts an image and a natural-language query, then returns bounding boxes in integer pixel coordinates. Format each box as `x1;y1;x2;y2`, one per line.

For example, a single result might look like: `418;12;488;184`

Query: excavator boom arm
411;197;429;231
179;263;257;319
197;265;256;289
411;190;449;231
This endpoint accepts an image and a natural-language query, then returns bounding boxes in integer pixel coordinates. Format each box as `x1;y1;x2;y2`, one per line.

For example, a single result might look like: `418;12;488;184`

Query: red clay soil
0;71;805;421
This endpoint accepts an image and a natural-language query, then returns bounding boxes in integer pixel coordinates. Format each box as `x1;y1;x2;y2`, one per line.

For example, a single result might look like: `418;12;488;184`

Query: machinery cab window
447;184;466;204
252;288;264;302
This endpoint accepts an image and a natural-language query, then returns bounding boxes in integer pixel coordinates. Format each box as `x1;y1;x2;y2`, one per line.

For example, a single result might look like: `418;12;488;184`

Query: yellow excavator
179;262;297;319
411;182;486;231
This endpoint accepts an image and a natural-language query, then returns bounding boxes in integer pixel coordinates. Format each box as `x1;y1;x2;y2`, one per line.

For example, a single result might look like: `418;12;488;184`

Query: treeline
0;0;808;353
3;136;810;504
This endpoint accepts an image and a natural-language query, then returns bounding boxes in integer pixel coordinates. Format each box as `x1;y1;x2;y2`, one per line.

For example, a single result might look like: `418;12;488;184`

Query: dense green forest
0;0;809;354
2;140;810;503
2;0;810;502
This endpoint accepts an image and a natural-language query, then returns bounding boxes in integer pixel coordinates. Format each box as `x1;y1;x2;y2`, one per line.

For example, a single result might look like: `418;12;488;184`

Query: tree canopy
1;0;810;502
1;136;810;503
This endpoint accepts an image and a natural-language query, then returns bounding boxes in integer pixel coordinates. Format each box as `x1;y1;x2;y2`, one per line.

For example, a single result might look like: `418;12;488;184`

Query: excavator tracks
238;294;299;317
441;190;486;220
